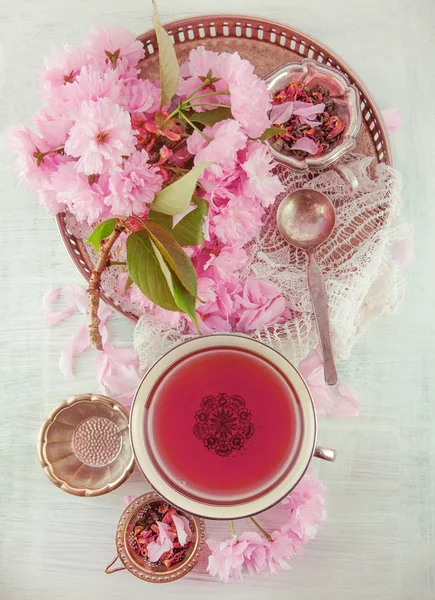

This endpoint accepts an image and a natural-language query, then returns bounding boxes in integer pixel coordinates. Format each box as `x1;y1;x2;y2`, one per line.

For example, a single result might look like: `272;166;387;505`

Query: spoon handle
307;254;338;386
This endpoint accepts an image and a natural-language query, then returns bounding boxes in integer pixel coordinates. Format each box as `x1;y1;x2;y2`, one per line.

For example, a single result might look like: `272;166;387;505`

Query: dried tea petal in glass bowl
270;82;346;157
263;59;362;171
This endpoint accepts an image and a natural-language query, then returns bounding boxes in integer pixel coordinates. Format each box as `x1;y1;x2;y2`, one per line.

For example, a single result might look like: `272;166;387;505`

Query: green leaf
171;275;200;332
171;196;209;246
152;0;180;106
187;107;233;126
144;221;197;296
126;229;178;311
149;238;176;294
147;210;173;230
149;162;212;216
258;125;286;142
87;219;116;252
124;275;133;292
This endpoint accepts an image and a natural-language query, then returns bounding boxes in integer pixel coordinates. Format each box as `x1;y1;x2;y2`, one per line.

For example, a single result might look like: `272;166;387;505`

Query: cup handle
314;446;337;462
333;164;359;192
105;554;126;575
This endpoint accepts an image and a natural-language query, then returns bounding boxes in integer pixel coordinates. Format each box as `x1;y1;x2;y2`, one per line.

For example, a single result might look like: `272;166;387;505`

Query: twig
249;517;272;541
87;226;122;350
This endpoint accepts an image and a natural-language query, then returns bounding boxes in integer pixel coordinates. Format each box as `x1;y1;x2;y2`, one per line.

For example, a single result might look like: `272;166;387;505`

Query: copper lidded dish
38;393;134;496
263;58;362;170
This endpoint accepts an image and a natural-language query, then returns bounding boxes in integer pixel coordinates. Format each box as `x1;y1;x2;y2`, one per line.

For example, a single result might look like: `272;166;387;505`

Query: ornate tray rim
57;13;392;325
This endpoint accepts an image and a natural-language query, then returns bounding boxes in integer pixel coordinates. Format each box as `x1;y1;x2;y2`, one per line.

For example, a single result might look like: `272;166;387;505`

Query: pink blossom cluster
206;472;326;581
11;27;287;333
9;26;163;224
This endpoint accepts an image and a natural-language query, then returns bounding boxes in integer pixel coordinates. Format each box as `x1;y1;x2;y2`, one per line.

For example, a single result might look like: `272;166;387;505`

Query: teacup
130;334;335;520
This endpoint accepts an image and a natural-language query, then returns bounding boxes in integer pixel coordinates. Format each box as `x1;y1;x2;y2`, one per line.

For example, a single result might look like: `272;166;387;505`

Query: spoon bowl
277;189;336;250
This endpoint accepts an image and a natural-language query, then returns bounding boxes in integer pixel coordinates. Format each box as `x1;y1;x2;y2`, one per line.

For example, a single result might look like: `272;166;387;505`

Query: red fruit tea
145;347;304;506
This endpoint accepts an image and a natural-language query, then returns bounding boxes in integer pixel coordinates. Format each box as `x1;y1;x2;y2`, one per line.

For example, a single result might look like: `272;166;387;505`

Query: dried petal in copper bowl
105;492;206;583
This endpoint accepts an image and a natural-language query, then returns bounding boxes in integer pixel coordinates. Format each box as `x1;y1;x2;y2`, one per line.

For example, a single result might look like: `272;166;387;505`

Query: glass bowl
263;58;362;170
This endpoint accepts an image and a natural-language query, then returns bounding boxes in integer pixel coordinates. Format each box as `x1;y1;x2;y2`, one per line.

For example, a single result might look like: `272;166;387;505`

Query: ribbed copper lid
38;393;134;496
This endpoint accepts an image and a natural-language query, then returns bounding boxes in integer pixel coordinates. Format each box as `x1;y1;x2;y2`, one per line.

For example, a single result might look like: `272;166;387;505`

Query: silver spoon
277;188;338;385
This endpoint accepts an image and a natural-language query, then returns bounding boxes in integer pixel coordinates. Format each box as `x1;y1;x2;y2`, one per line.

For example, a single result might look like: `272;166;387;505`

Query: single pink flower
8;125;66;199
65;97;136;174
392;238;415;268
237;532;267;575
298;347;359;417
206;536;248;582
179;47;271;138
119;78;161;114
241;141;285;208
281;471;326;543
234;277;288;333
62;64;122;106
106;149;163;216
33;110;73;148
40;44;88;88
382;107;404;133
265;530;296;574
178;46;231;109
85;26;145;69
188;119;248;185
212;191;264;246
203;246;249;281
194;274;239;334
52;162;109;225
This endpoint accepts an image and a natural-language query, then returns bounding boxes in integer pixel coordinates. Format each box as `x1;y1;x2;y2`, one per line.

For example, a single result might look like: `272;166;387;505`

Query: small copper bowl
263;58;362;171
38;394;134;496
105;492;206;583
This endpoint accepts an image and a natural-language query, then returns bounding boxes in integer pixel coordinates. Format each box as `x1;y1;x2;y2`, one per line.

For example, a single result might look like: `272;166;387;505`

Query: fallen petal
331;382;359;417
59;323;90;378
393;239;415;268
42;288;61;312
382;107;404;133
122;495;135;510
65;284;89;314
45;305;77;328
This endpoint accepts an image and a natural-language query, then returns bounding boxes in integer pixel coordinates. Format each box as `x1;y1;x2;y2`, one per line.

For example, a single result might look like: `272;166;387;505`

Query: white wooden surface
1;0;434;598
